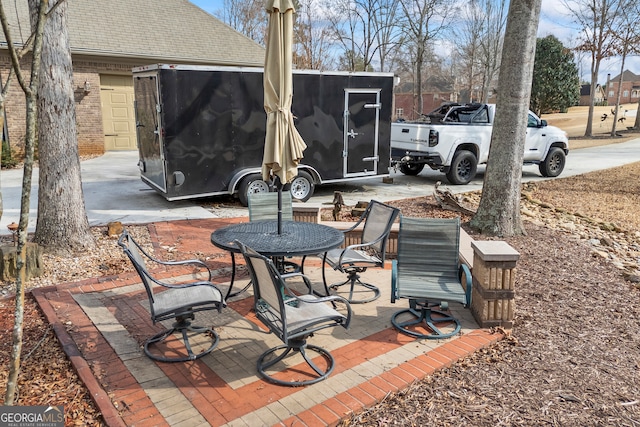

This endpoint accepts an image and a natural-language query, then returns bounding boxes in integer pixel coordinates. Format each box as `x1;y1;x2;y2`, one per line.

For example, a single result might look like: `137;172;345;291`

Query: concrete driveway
2;138;640;235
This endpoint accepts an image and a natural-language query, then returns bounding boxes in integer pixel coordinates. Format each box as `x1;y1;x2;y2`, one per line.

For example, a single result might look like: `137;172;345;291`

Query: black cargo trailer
132;64;394;205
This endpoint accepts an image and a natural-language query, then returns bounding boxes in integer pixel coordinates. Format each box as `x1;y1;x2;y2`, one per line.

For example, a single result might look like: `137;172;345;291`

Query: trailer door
343;89;381;177
133;74;166;192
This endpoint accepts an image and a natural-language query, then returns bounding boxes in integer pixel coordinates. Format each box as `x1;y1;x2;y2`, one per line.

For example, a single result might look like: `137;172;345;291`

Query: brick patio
33;218;502;427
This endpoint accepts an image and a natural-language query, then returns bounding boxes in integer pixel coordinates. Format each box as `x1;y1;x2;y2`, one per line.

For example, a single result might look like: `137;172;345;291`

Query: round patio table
211;220;344;298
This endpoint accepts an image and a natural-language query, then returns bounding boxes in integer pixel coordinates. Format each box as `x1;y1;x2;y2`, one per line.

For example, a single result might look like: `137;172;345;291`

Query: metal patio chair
391;217;472;339
237;240;352;386
118;230;225;362
320;200;400;303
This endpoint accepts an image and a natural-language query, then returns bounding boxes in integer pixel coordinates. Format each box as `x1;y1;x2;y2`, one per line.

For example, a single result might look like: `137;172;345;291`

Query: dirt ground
339;161;640;426
1;105;640;425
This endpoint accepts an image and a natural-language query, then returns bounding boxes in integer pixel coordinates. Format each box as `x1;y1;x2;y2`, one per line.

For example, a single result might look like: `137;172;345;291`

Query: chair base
257;339;335;386
326;272;380;304
391;300;461;339
145;317;220;363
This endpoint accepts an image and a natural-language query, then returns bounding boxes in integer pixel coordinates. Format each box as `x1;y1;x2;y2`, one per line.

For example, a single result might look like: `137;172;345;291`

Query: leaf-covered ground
2;151;640;426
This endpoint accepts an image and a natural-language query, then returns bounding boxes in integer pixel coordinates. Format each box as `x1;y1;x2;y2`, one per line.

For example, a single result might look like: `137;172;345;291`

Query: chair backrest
395;216;468;304
398;216;461;278
117;230;157;306
248;192;293;221
236;241;286;327
359;200;400;256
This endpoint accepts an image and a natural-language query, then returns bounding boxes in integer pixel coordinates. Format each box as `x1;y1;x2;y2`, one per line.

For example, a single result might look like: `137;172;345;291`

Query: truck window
527;113;539;127
458;112;473;122
472;108;489;123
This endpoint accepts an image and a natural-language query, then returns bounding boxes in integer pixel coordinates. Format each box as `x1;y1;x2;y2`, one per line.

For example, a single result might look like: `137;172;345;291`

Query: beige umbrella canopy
262;0;307;186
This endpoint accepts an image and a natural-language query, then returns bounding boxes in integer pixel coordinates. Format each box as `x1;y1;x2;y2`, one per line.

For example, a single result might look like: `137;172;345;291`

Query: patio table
211;219;344;299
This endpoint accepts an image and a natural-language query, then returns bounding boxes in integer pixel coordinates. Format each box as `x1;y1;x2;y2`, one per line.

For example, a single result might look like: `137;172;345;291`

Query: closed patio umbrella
263;0;307;234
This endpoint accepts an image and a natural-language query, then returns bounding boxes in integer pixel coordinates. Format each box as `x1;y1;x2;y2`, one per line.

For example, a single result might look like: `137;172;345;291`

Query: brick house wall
605;71;640;105
1;53;155;157
394;92;456;121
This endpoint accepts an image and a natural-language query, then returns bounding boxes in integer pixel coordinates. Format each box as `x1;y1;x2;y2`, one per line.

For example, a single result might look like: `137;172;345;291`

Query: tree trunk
610;53;626;136
635;95;640;129
5;0;48;405
416;46;424;115
32;0;95;256
468;0;542;237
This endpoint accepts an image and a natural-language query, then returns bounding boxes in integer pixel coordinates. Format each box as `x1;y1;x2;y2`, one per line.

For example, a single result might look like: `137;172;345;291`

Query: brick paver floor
33;218;502;427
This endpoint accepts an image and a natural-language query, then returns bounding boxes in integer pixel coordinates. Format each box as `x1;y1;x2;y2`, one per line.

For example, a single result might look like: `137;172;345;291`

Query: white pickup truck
390;103;569;184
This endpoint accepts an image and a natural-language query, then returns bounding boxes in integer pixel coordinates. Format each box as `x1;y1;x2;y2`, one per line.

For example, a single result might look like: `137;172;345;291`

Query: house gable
0;0;265;66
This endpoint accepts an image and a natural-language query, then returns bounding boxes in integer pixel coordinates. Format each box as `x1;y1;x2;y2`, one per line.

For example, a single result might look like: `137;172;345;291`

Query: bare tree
455;1;483;102
327;0;401;72
565;0;622;137
216;0;267;45
477;0;507;102
326;0;374;71
31;0;95;256
469;0;542;236
399;0;454;114
608;0;640;135
294;0;336;70
372;0;403;72
2;0;48;405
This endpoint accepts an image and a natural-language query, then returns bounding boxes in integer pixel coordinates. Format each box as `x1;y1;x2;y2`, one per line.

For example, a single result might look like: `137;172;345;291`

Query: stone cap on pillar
471;240;520;262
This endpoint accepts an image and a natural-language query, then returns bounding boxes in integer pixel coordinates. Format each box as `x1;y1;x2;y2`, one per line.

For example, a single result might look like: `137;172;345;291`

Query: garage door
100;74;137;151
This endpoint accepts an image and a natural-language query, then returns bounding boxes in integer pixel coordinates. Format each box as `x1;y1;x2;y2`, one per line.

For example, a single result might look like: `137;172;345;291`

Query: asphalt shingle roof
0;0;265;67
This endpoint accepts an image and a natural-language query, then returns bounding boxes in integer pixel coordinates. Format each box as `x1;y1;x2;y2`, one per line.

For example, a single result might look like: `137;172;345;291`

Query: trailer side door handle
364;103;381;109
347;129;359;138
362;156;379;162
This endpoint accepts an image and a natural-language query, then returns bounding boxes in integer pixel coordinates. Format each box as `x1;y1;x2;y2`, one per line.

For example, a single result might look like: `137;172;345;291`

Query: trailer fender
228;168;262;196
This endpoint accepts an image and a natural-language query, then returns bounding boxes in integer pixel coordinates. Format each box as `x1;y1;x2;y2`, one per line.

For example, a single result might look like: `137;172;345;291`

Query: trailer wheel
399;163;425;176
289;170;315;202
446;150;477;185
238;173;269;206
538;147;565;177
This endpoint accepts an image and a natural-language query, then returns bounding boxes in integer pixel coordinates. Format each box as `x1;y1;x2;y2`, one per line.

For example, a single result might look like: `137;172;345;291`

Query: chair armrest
153;258;213;281
148;276;223;298
391;260;398;303
293;294;352;328
280;272;314;295
337;236;386;265
459;264;472;306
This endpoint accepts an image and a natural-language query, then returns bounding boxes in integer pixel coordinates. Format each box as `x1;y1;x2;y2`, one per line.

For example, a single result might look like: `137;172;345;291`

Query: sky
190;0;638;85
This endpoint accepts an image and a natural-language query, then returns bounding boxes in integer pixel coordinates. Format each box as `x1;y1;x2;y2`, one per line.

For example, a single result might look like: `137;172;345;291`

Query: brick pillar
469;240;520;329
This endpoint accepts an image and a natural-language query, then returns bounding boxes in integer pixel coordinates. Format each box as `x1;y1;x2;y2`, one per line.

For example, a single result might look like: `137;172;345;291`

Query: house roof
609;70;640;83
395;75;454;94
580;83;605;97
0;0;265;67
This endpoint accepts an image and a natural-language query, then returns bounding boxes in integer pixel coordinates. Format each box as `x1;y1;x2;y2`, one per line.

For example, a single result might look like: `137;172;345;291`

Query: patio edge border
32;285;126;427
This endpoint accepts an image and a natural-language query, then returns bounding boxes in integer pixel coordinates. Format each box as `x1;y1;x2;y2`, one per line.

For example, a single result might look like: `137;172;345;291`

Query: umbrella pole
276;176;283;235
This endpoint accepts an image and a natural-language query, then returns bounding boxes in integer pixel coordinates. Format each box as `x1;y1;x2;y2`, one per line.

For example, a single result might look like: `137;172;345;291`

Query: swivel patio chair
118;230;225;362
320;200;400;303
391;217;472;339
236;240;352;386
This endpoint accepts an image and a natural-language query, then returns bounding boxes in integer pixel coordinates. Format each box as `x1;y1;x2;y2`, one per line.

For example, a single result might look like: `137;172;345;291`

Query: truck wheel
399;163;425;176
446;150;477;185
289;170;315;202
238;173;270;206
539;147;566;177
